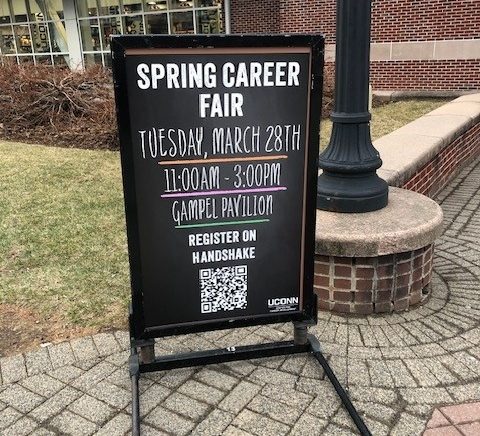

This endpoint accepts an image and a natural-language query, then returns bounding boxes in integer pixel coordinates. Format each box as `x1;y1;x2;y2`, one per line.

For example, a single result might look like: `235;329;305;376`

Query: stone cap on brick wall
315;187;443;257
375;93;480;187
374;90;480;101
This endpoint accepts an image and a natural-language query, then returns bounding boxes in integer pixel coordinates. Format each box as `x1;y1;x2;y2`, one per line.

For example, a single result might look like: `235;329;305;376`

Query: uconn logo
268;297;299;306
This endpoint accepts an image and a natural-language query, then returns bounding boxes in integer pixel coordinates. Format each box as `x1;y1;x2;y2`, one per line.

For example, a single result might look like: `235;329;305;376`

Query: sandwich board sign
112;35;324;340
111;35;374;436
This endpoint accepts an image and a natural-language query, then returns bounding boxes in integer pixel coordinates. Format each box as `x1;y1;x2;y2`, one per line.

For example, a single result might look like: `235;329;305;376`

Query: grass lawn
0;98;448;353
0;143;129;352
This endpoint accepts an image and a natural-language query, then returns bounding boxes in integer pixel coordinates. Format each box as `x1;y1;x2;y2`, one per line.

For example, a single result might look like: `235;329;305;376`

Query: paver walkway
1;157;479;436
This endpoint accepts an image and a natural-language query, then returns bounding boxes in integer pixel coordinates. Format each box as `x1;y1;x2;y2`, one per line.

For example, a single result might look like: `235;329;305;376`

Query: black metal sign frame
112;34;371;436
112;34;324;340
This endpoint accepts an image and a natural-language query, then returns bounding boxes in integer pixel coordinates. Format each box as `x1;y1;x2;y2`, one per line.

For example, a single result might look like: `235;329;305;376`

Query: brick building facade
231;0;480;92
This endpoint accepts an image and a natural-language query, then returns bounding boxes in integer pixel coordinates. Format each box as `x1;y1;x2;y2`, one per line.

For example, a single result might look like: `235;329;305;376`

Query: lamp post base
317;170;388;213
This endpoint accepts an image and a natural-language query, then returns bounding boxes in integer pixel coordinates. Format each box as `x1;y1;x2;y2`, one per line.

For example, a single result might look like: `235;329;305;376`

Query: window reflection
98;0;121;16
35;0;65;20
169;0;193;9
104;53;112;67
196;9;219;34
52;53;68;66
195;0;218;7
36;54;52;65
124;0;143;14
18;55;34;62
84;53;103;66
29;0;65;20
0;26;16;54
77;0;98;18
27;0;45;19
0;2;11;24
100;17;121;51
31;22;51;52
43;0;64;18
14;24;32;53
80;19;101;51
123;15;144;34
170;11;193;34
145;13;168;34
48;21;67;52
2;0;223;67
12;0;28;23
144;1;168;13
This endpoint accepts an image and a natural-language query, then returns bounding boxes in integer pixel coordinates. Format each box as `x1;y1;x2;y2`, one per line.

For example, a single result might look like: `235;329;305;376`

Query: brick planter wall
314;246;434;314
402;122;480;197
313;96;479;315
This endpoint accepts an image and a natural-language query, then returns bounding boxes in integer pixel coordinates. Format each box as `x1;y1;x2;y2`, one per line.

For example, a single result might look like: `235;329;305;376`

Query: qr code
199;266;248;314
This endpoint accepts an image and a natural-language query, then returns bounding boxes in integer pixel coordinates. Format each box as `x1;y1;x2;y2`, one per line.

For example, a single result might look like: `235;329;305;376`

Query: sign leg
293;322;309;345
139;341;155;364
131;366;140;436
308;335;372;436
129;351;141;436
129;305;142;435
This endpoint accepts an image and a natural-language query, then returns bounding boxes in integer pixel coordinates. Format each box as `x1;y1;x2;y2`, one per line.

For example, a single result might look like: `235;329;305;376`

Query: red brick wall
315;245;433;314
278;0;334;41
230;0;335;39
230;0;279;33
231;0;480;42
371;0;480;43
230;0;480;91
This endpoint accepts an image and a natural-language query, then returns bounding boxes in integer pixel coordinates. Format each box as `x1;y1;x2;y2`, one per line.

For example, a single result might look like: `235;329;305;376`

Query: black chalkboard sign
112;35;324;340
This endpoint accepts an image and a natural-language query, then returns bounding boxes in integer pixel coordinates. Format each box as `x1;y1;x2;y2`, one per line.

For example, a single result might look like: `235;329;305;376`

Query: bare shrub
0;61;118;150
0;60;334;150
322;64;335;118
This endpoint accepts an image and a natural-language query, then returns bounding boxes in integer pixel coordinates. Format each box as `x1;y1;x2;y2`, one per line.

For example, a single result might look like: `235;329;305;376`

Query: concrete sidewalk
1;157;479;435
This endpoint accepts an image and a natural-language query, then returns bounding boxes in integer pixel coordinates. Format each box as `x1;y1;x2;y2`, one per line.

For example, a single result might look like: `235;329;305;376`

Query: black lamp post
317;0;388;213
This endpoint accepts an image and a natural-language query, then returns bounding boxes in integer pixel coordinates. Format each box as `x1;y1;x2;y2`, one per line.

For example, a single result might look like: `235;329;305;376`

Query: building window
77;0;223;67
1;0;222;68
0;0;69;66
